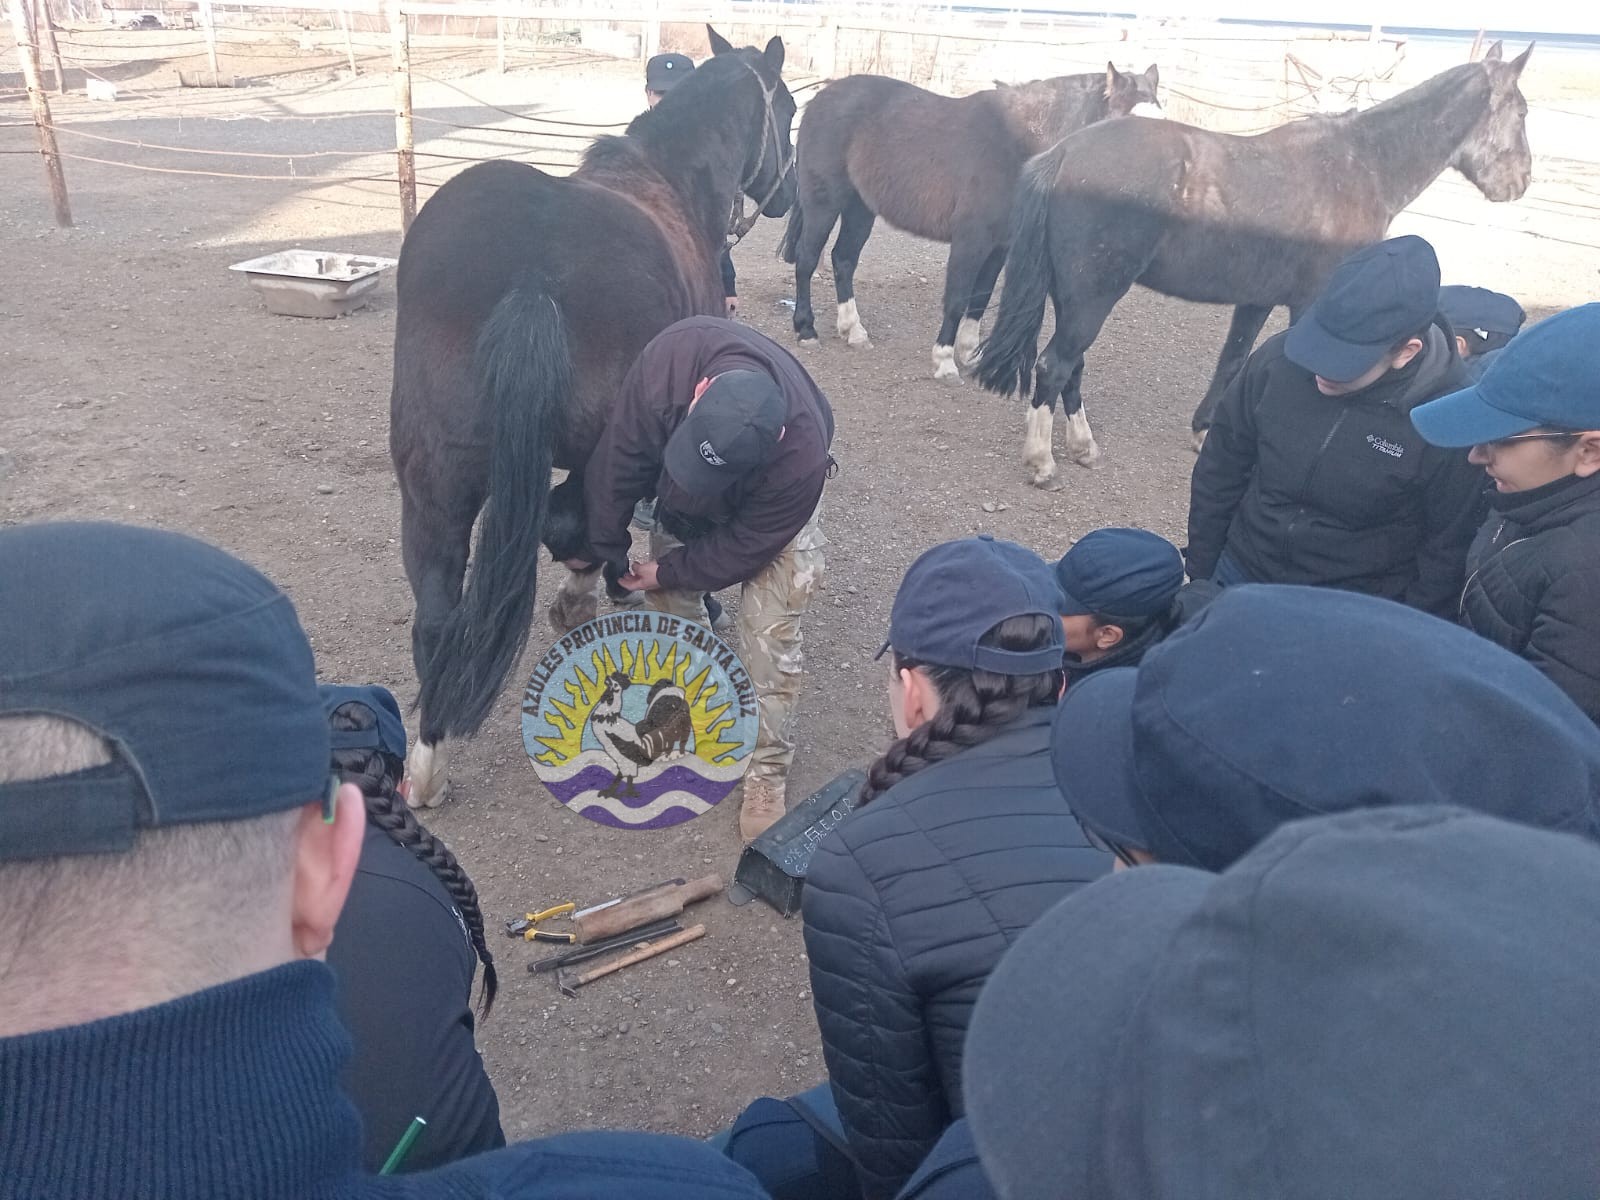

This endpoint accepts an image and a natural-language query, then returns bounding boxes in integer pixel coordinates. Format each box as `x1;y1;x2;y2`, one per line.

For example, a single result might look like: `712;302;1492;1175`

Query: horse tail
419;285;570;740
779;191;803;264
974;149;1061;399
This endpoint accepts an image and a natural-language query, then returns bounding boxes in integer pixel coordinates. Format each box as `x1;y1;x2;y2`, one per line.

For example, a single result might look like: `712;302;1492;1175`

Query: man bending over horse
574;317;835;842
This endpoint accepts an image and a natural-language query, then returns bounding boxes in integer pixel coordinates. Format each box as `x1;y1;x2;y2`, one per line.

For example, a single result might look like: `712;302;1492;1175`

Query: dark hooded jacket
1460;472;1600;725
582;318;833;593
1186;324;1483;616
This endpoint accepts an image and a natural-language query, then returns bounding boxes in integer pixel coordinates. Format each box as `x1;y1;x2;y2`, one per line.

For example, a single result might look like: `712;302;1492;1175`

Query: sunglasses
1481;432;1580;450
1080;819;1141;868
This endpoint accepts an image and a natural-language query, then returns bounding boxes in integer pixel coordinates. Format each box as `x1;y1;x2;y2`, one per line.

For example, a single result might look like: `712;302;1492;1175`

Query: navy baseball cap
320;683;407;761
0;522;331;863
1411;303;1600;447
1285;235;1441;382
1055;528;1184;620
645;52;694;93
1052;584;1600;868
876;536;1065;675
663;370;785;496
1438;284;1525;338
965;805;1600;1198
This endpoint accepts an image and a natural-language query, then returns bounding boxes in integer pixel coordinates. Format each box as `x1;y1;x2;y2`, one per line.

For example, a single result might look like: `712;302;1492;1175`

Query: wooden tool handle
576;873;723;943
573;924;707;986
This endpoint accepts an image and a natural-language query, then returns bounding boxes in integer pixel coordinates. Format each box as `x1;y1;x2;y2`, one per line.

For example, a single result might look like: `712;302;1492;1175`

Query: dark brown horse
780;64;1158;379
975;44;1533;486
390;27;796;806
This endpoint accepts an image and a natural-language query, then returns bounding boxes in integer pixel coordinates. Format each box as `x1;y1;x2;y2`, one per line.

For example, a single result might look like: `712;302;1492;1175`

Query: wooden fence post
495;8;505;73
643;0;660;61
32;0;65;95
7;0;71;226
196;0;220;81
387;0;416;232
339;5;357;74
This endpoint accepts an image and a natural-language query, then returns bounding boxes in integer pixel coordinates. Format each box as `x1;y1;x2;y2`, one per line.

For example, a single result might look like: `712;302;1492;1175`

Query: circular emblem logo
521;611;757;830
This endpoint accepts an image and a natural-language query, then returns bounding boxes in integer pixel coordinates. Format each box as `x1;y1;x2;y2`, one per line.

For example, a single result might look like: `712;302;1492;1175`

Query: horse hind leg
831;193;877;349
792;190;843;346
1060;360;1100;470
1191;303;1273;451
1023;336;1091;488
550;563;603;634
955;244;1005;370
932;232;993;381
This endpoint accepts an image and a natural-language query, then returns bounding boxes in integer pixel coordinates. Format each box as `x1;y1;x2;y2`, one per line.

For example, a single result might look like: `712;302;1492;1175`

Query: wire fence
5;8;1599;245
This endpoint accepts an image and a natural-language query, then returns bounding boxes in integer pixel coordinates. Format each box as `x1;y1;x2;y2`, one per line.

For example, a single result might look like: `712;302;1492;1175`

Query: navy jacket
0;961;766;1200
1186;325;1483;616
1460;472;1600;725
328;823;503;1171
802;707;1111;1199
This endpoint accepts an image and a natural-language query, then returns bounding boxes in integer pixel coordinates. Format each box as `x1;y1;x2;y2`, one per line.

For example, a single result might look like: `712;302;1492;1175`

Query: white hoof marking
1023;404;1057;485
837;299;872;347
408;740;450;809
954;316;982;366
1064;407;1101;468
932;344;959;380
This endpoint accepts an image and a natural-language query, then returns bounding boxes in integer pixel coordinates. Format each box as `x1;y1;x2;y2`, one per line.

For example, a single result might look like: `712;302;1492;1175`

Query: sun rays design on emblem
532;638;744;768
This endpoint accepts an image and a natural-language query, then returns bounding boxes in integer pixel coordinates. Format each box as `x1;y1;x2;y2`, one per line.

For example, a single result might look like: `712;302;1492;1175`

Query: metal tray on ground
228;249;398;319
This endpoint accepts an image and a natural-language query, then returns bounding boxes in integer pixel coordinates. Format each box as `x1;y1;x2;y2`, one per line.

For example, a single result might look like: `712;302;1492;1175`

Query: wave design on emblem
537;747;749;782
544;762;742;831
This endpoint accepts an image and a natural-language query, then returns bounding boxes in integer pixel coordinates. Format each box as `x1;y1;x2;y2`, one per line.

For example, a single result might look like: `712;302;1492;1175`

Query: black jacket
801;708;1111;1199
1460;472;1600;725
327;824;503;1172
1186;326;1483;616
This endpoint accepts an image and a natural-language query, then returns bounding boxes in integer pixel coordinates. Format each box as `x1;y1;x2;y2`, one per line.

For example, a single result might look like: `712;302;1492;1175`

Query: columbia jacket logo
1367;434;1405;459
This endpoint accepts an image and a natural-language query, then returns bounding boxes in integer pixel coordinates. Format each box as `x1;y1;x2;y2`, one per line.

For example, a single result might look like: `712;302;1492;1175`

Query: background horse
975;43;1533;487
780;64;1158;380
390;27;796;807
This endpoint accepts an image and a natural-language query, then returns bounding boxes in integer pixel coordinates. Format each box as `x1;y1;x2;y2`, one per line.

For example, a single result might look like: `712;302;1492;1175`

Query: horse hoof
1070;445;1104;470
797;334;819;347
1191;429;1208;453
932;359;960;382
611;588;646;610
1028;467;1061;490
844;329;872;349
550;590;598;634
408;742;450;809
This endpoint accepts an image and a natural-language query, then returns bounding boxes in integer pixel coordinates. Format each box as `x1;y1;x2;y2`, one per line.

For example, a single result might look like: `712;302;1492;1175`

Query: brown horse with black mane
780;64;1158;379
976;44;1533;486
389;27;796;806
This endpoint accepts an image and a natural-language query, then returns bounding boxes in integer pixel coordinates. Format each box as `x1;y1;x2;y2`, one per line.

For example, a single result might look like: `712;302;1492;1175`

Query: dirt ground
3;35;1598;1145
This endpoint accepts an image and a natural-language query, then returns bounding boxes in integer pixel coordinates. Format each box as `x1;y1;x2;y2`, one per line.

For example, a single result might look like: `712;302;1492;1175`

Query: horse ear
1144;63;1160;89
1510;42;1533;77
763;35;785;74
1104;61;1121;98
706;24;735;56
1483;40;1503;62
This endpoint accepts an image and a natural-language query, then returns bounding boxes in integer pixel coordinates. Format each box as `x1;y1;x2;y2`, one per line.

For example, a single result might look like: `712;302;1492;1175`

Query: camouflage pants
647;503;826;791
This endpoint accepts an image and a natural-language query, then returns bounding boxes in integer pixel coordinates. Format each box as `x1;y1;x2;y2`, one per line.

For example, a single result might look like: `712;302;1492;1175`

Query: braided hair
328;701;498;1016
860;613;1064;804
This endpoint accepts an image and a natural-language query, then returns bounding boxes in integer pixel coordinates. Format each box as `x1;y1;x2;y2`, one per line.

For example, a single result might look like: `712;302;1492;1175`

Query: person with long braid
320;684;506;1173
797;536;1113;1200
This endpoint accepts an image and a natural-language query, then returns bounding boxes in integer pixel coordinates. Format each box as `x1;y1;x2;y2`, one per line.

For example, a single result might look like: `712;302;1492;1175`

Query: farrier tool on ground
527;918;684;975
557;924;707;998
573;873;723;943
503;901;577;943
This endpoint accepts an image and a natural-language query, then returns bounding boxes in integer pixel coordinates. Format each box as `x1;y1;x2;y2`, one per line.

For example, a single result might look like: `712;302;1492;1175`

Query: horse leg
832;192;877;349
1022;331;1088;488
400;491;474;810
550;563;603;634
1059;359;1100;470
1191;303;1272;450
792;191;842;346
933;231;990;381
957;245;1006;369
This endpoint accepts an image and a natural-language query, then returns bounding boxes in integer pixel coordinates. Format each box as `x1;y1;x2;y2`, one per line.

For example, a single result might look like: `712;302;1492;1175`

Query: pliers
504;902;577;943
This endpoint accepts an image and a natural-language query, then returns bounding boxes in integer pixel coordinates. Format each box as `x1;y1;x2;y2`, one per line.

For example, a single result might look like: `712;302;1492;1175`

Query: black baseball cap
965;805;1600;1198
876;536;1065;675
645;52;694;94
1438;284;1525;338
320;683;407;761
662;370;785;496
1052;584;1600;867
1412;302;1600;447
1055;528;1184;620
1285;235;1441;382
0;522;331;863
